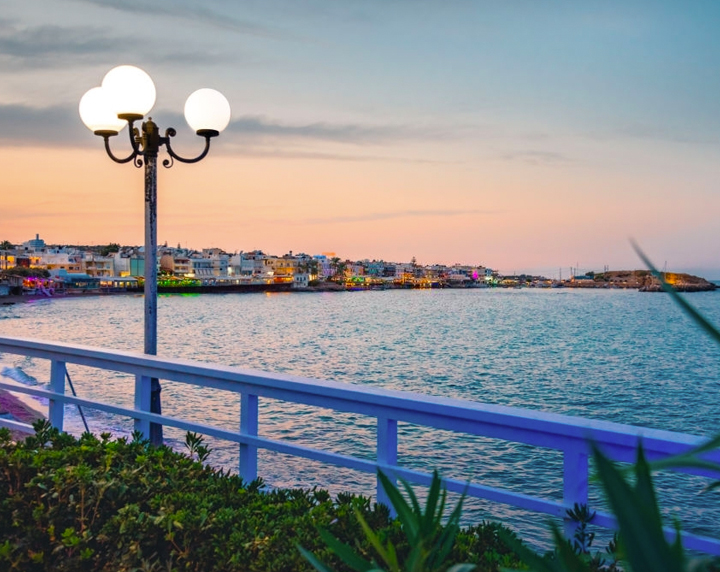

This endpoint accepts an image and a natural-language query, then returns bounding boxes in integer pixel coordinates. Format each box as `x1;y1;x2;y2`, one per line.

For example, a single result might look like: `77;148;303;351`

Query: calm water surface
1;288;719;548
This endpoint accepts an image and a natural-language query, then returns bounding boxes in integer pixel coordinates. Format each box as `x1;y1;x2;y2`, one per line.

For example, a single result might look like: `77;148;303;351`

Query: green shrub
0;422;521;571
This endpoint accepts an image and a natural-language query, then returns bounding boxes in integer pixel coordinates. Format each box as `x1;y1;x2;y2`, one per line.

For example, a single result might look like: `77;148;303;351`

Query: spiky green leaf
592;444;683;572
632;242;720;346
298;544;336;572
317;528;375;571
378;471;420;541
447;564;476;572
354;507;393;569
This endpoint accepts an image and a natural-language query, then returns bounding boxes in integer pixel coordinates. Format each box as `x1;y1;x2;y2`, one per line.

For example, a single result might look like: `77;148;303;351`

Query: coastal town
0;234;715;300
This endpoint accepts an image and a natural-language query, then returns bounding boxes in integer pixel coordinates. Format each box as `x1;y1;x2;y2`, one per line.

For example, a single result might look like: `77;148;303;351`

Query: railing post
377;416;398;511
48;360;66;431
563;446;589;540
240;393;259;483
134;375;152;439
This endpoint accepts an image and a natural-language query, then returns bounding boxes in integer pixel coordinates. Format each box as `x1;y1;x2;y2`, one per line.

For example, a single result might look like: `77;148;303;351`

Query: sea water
1;287;719;548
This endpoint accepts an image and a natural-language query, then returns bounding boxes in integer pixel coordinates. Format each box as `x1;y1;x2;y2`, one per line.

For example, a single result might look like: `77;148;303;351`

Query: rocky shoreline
582;270;717;292
638;282;717;293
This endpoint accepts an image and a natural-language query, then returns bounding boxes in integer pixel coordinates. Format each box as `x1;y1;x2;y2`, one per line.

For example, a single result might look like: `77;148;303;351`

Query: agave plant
299;470;475;572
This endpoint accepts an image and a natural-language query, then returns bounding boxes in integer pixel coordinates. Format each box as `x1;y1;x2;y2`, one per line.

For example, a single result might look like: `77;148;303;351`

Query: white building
83;254;115;277
112;252;132;277
293;273;310;288
231;251;269;277
40;252;83;274
209;253;229;277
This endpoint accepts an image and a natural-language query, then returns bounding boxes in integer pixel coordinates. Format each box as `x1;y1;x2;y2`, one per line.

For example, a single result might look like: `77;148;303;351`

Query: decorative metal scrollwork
100;118;214;168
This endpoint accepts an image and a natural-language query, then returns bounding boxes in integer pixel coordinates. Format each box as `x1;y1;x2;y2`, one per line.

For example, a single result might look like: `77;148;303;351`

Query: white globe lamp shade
184;88;231;135
79;87;127;134
101;65;156;119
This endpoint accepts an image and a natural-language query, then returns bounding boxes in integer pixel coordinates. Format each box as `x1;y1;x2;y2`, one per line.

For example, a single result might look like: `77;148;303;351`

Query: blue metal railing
1;335;719;554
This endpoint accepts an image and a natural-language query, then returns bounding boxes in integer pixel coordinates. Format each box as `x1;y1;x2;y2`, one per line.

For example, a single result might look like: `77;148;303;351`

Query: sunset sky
1;1;718;278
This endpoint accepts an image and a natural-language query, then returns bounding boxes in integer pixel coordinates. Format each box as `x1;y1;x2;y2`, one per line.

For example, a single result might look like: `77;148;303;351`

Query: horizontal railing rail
1;335;719;554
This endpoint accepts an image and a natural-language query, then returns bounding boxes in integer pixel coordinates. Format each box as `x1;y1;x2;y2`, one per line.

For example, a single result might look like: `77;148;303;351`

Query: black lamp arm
162;127;215;166
100;122;143;166
102;135;139;165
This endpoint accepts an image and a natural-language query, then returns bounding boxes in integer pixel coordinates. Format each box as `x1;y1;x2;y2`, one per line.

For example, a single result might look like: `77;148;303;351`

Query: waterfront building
208;253;230;277
0;250;12;271
264;253;298;279
128;247;161;278
446;272;471;285
395;263;413;284
293;272;310;288
188;257;213;278
174;256;192;277
98;277;139;290
364;260;385;277
22;233;46;251
231;251;269;277
1;251;19;270
350;263;365;277
48;268;100;291
312;254;333;279
129;257;144;277
82;254;115;278
40;252;83;274
159;252;199;277
112;251;132;277
227;253;242;276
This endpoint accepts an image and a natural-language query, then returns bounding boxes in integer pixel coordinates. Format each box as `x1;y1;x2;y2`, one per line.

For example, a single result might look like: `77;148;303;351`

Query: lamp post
80;65;231;444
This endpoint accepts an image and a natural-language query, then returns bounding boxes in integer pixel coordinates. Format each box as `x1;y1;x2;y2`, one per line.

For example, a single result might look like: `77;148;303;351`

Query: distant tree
99;243;121;257
298;258;320;278
0;240;13;250
329;257;341;279
308;259;319;277
1;267;50;278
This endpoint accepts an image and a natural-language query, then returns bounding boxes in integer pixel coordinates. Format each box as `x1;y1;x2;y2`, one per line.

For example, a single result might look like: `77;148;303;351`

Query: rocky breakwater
638;271;717;292
565;270;717;292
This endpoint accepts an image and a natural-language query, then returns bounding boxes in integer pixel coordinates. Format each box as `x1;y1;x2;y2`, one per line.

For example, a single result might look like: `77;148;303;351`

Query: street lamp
80;65;231;444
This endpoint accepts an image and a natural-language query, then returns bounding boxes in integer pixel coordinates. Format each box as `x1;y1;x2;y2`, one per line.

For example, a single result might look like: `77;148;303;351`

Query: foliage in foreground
300;470;481;572
504;438;720;572
0;421;522;572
